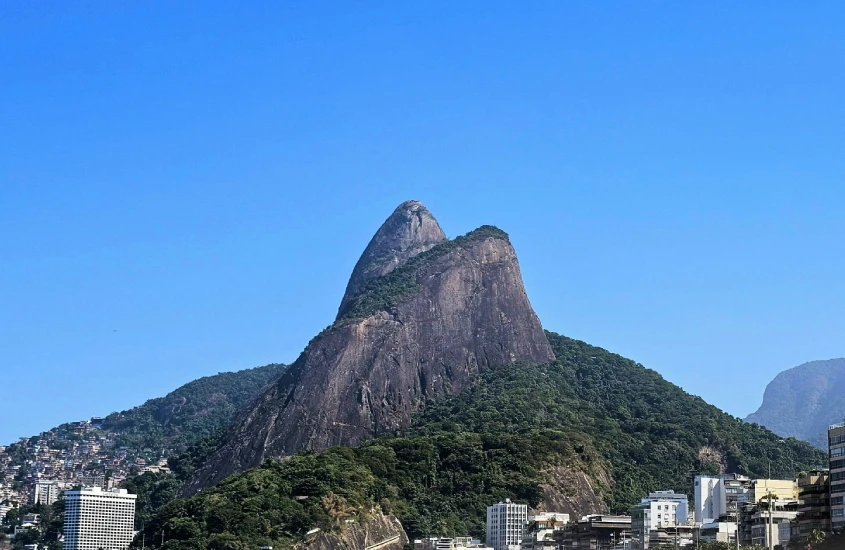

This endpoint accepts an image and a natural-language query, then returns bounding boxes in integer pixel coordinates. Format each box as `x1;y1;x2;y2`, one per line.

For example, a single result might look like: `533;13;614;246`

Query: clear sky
2;2;844;445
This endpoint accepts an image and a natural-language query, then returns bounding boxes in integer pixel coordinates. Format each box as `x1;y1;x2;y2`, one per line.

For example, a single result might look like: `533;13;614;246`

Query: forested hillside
102;363;287;453
137;332;824;550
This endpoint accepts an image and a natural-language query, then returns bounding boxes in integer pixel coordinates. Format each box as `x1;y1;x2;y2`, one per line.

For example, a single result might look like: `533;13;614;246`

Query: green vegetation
139;432;589;550
103;364;286;454
416;332;825;509
338;225;509;321
124;432;226;529
139;332;824;549
1;499;65;550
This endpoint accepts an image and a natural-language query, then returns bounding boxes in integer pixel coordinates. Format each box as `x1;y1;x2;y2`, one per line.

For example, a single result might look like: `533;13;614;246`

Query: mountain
746;358;845;448
0;363;286;493
101;363;288;453
184;201;555;493
140;333;825;550
337;200;446;315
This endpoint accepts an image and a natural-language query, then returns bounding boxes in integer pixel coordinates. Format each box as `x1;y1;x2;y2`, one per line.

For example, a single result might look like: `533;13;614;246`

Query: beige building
750;479;797;503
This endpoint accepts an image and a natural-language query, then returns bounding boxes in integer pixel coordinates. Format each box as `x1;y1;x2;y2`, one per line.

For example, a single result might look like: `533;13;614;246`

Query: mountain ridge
0;363;287;495
746;357;845;448
138;331;825;550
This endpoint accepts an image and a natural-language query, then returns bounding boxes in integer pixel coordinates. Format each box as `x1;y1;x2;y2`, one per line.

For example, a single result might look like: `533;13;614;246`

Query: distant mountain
746;358;845;448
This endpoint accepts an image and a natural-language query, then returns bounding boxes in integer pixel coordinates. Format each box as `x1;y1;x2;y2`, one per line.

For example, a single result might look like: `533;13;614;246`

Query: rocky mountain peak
338;200;446;317
183;204;553;494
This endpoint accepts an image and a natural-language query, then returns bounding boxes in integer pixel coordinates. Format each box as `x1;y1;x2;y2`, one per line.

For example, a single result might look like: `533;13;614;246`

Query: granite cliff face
294;512;407;550
185;202;554;492
338;200;446;315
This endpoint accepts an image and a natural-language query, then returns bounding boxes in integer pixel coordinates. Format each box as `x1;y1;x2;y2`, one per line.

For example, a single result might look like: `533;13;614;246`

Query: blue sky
2;2;844;444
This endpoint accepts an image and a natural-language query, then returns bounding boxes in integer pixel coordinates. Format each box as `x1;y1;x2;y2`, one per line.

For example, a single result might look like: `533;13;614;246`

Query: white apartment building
694;474;750;524
33;480;62;506
631;491;689;550
63;487;136;550
486;499;528;550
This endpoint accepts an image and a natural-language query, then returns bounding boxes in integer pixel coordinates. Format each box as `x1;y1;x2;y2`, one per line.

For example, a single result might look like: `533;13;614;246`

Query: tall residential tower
63;487;136;550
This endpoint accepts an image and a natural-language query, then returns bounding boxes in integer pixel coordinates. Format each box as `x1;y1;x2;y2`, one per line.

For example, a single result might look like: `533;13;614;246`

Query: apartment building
795;469;830;542
33;480;62;506
485;499;528;550
694;474;751;524
829;422;845;531
521;512;569;550
750;478;797;503
631;491;689;550
63;487;136;550
555;514;632;550
740;499;798;548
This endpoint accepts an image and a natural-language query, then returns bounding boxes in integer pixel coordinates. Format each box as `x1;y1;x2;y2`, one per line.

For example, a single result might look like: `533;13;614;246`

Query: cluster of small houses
0;417;169;521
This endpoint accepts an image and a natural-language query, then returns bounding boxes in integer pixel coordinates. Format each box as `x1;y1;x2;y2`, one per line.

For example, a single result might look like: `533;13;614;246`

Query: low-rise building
631;491;690;550
695;520;737;545
413;537;492;549
555;514;631;550
740;499;798;548
521;512;569;550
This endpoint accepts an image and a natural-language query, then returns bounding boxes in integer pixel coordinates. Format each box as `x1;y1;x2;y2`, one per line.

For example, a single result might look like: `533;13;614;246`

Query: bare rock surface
184;202;553;493
338;200;446;316
294;512;407;550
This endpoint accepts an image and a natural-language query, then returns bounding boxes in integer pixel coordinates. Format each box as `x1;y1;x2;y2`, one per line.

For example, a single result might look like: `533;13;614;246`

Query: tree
321;493;354;529
3;509;19;527
809;528;825;547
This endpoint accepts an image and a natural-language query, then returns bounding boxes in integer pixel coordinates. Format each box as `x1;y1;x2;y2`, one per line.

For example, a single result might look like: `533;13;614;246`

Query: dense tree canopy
102;363;286;453
138;332;824;549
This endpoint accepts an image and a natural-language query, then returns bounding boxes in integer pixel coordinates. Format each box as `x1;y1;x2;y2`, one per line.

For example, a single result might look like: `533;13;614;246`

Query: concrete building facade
63;487;136;550
694;474;751;524
485;499;528;550
33;480;61;506
750;478;797;503
521;512;569;550
795;469;830;543
830;422;845;531
555;515;631;550
743;499;798;548
631;491;689;550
